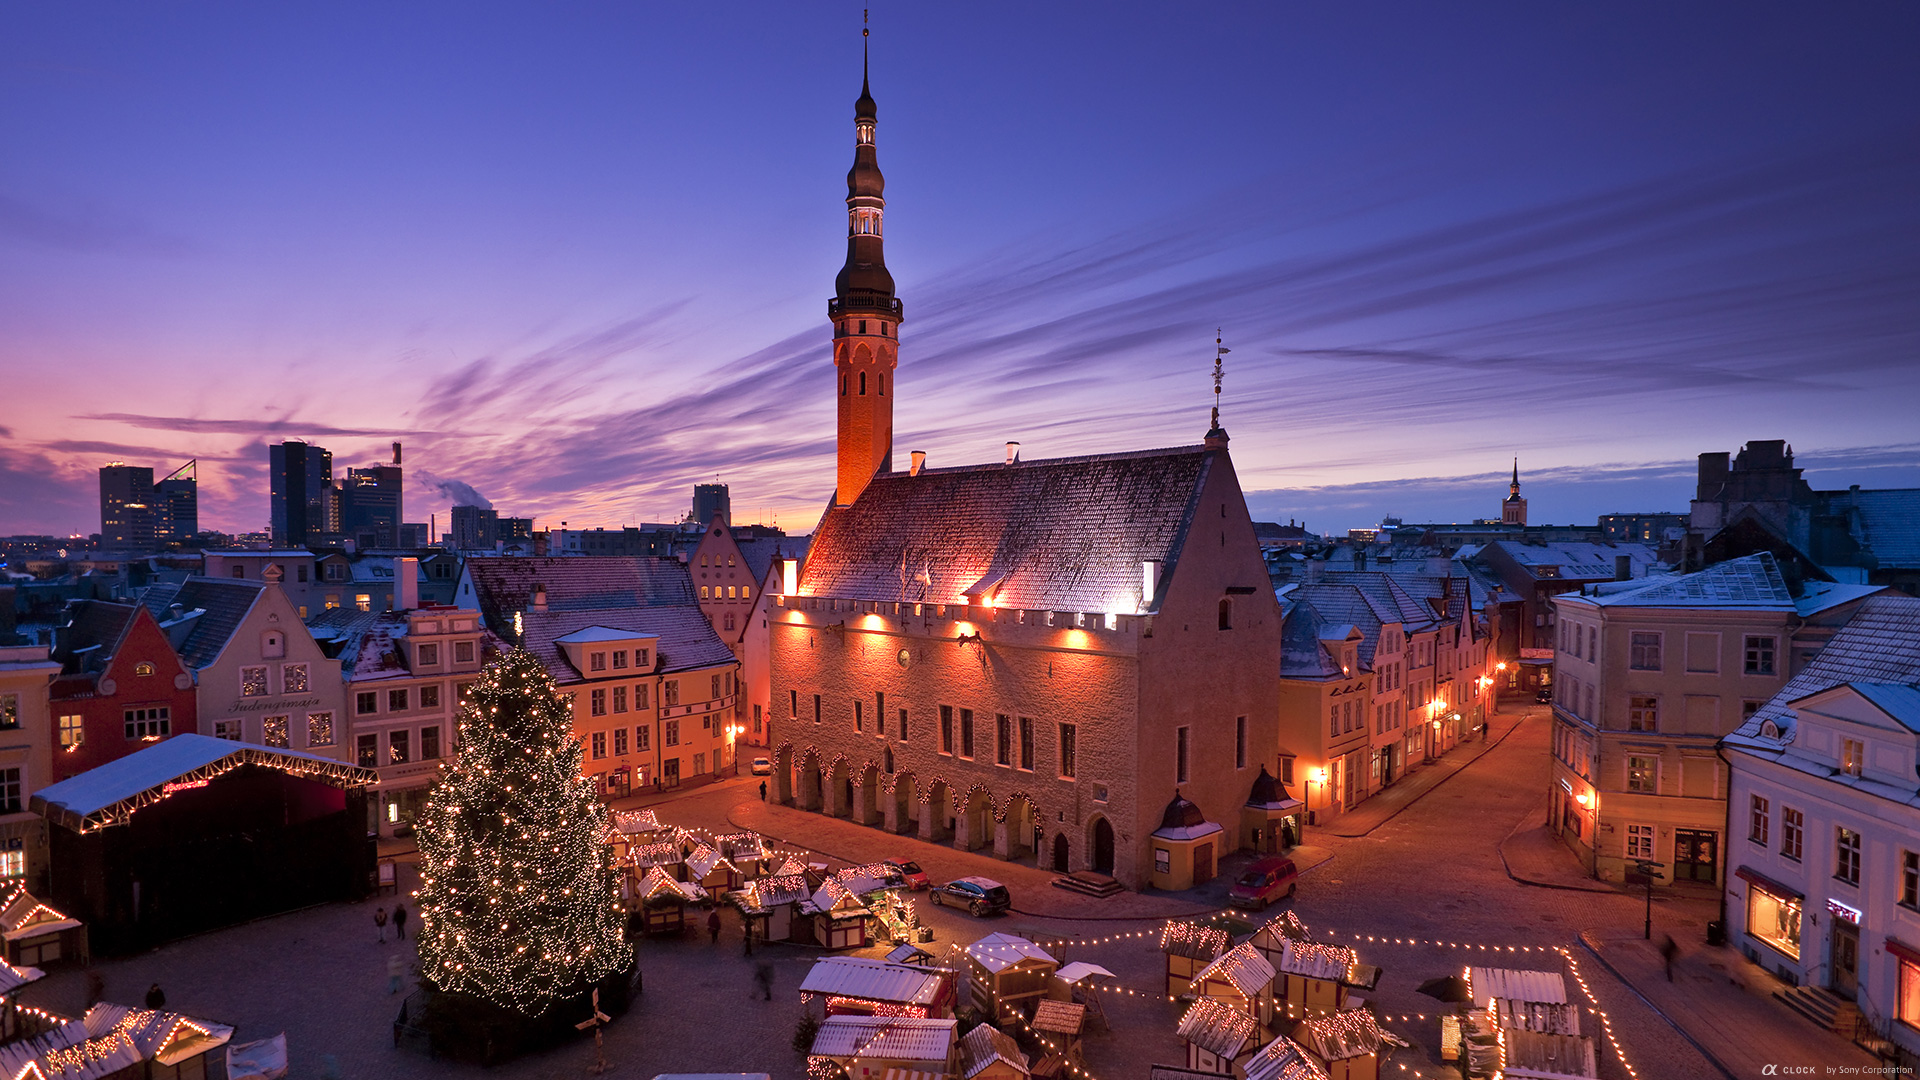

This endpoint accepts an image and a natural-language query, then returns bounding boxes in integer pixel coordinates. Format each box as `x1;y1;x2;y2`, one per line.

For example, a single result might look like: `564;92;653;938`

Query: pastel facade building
690;519;810;748
456;557;742;794
0;646;59;890
47;601;200;782
1723;595;1920;1061
1548;553;1885;885
766;56;1280;890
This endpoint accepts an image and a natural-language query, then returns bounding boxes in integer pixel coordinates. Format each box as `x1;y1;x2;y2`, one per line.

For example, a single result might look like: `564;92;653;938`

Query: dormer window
1842;738;1864;777
1759;720;1780;740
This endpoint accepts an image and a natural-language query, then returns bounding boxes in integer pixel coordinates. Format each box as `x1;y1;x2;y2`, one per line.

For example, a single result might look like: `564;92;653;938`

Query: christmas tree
415;647;629;1017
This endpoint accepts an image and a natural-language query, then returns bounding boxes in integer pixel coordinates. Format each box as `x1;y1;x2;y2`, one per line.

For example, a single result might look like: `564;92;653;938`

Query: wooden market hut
30;735;377;956
0;1002;235;1080
1161;920;1233;998
810;1015;958;1080
1190;944;1276;1028
1291;1008;1395;1080
1029;999;1087;1071
0;960;52;1043
1240;1034;1330;1080
630;866;707;936
799;956;955;1019
0;883;87;967
627;840;687;881
1270;940;1367;1023
1499;1028;1599;1080
714;831;773;879
958;1021;1031;1080
804;878;872;950
1176;996;1260;1076
733;872;813;944
685;844;745;893
964;933;1059;1023
1467;968;1580;1035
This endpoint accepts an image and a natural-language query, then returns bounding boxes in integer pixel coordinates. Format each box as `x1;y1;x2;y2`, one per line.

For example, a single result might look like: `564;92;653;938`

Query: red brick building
49;602;199;781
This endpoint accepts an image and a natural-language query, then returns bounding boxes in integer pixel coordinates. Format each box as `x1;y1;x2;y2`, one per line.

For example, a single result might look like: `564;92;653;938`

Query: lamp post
1631;859;1665;940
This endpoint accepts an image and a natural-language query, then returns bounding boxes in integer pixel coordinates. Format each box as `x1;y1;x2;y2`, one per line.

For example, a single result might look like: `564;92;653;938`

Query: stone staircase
1775;984;1862;1036
1051;871;1125;898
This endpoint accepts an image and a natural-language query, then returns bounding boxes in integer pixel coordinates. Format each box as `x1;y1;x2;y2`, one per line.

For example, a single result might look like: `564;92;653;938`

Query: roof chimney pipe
909;450;927;477
1005;442;1021;466
1614;555;1632;581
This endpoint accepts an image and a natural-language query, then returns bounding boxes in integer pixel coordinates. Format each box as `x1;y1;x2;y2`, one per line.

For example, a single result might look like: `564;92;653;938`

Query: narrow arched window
842;376;847;396
1218;598;1233;631
859;372;867;395
878;373;885;396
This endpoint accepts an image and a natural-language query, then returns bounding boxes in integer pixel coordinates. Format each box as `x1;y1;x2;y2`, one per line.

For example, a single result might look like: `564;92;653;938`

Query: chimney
1005;442;1021;466
1354;549;1368;572
1304;559;1323;584
909;450;927;476
1141;560;1162;609
395;556;419;611
530;583;548;613
1426;555;1450;577
1614;555;1632;581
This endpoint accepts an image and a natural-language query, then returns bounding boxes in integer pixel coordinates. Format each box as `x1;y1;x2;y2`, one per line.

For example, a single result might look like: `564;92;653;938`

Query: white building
1722;593;1920;1062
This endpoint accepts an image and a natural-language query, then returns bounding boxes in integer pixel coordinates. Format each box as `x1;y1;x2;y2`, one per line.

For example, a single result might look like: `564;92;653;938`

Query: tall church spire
830;12;902;507
1503;458;1528;526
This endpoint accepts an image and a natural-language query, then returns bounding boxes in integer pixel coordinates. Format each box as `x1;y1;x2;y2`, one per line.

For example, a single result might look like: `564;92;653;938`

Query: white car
750;757;773;776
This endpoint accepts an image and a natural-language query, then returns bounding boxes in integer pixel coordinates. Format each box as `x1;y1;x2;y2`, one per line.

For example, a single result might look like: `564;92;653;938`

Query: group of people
373;903;409;942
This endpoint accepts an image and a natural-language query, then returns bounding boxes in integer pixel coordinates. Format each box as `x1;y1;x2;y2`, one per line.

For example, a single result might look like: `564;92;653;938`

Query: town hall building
765;45;1284;890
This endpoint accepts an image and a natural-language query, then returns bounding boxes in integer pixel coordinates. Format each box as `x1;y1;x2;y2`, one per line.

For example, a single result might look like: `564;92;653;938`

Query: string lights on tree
413;647;629;1017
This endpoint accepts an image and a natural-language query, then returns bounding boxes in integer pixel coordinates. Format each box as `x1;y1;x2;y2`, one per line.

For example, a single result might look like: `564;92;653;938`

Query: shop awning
1734;865;1803;902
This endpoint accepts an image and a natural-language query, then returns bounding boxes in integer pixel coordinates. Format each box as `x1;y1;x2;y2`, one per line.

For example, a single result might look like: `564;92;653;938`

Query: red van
1227;856;1299;910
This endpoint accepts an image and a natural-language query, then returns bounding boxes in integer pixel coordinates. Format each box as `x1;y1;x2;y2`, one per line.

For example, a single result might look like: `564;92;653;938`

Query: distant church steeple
831;13;902;508
1502;458;1528;526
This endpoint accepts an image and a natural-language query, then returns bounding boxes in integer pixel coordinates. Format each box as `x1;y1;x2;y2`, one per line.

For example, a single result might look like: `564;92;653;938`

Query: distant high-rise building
270;441;333;547
156;459;198;542
99;463;156;547
1502;459;1529;526
341;464;404;548
449;505;500;550
397;522;431;547
692;483;731;527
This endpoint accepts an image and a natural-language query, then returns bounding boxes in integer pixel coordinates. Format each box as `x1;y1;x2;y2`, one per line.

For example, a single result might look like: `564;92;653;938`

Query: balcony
827;294;904;319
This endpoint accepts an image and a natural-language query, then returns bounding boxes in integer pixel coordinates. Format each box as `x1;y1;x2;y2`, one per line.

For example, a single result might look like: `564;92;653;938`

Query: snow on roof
1292;1008;1388;1061
1161;920;1232;960
965;933;1056;974
1727;594;1920;755
1275;939;1355;981
1178;997;1259;1058
612;808;662;835
802;445;1219;612
1847;682;1920;733
1501;1029;1599;1079
555;625;656;644
958;1022;1028;1080
810;1016;956;1062
0;884;82;944
635;866;706;905
0;1003;234;1080
1470;967;1567;1007
1563;553;1792;610
1196;944;1277;999
747;873;813;909
1795;579;1891;617
799;957;947;1006
30;734;375;833
1241;1035;1329;1080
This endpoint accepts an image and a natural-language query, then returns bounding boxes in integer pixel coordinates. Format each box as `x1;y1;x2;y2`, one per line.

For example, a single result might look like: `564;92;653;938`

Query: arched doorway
855;764;880;825
797;750;822;811
923;781;953;841
960;787;993;851
892;774;918;834
1090;816;1115;875
1000;794;1036;860
1052;833;1071;873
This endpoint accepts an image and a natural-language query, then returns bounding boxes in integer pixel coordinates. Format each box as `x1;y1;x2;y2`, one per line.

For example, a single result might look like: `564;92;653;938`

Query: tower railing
828;295;904;319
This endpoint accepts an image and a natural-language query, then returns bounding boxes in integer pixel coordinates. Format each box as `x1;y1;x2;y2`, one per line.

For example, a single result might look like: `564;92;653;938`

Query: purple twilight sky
2;3;1917;538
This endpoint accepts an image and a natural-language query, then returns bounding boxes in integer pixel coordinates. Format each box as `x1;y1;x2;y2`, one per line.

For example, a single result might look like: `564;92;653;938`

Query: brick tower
830;26;902;508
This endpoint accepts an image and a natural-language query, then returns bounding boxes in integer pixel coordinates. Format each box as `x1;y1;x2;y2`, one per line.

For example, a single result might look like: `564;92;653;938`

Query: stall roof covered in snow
1196;944;1277;1000
965;934;1056;974
809;1016;957;1062
1178;998;1259;1059
799;958;947;1007
30;734;376;833
1241;1035;1329;1080
1470;967;1568;1007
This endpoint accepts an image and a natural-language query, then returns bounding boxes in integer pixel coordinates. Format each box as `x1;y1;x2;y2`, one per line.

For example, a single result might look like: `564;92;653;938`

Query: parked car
930;876;1011;917
885;859;930;890
750;757;773;775
1535;686;1554;704
1227;856;1299;910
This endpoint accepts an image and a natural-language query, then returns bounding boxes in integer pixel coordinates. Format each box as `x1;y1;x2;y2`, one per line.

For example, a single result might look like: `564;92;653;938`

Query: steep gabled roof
145;578;265;670
1725;595;1920;754
53;601;140;676
801;446;1216;612
460;558;733;680
736;535;811;583
1280;599;1343;680
1820;487;1920;569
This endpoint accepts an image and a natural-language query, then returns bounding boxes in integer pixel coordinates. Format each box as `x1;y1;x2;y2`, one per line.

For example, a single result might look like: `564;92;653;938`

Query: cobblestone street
13;704;1873;1080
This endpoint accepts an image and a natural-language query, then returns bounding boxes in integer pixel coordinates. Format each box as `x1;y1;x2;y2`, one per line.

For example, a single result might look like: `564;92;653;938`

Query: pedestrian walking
388;954;407;995
743;919;754;956
707;909;722;946
753;962;773;1001
1661;934;1678;981
759;780;768;802
393;902;408;940
145;983;166;1010
374;906;389;943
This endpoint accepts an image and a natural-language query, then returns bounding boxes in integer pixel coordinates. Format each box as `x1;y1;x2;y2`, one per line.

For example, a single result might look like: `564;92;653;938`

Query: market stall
964;933;1059;1024
1190;944;1276;1029
1271;940;1365;1023
809;1015;958;1080
959;1021;1030;1080
799;956;954;1019
0;1002;234;1080
1177;997;1259;1076
0;884;86;967
1291;1008;1399;1080
733;873;812;944
630;866;707;936
805;878;872;950
1161;920;1233;999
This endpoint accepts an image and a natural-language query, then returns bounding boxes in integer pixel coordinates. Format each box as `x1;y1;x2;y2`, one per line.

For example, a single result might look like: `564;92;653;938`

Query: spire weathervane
1211;330;1230;430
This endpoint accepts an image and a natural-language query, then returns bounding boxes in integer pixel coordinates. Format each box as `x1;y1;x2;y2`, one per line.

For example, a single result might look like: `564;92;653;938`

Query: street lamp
1630;859;1666;940
1307;767;1327;826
